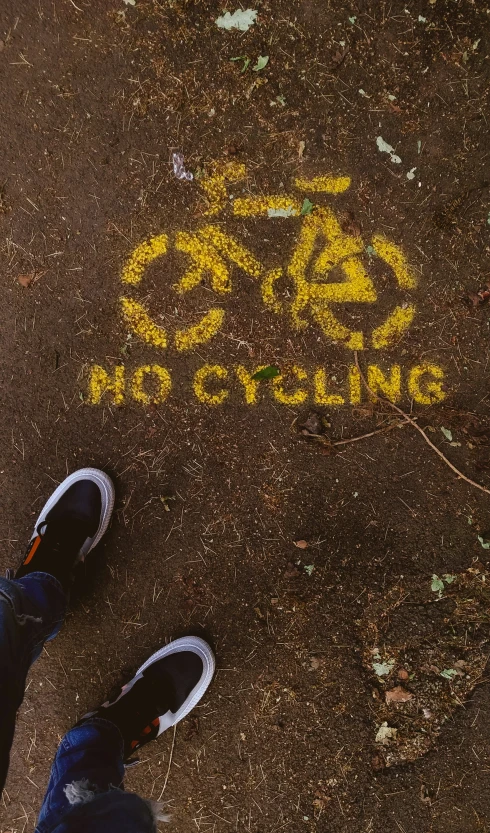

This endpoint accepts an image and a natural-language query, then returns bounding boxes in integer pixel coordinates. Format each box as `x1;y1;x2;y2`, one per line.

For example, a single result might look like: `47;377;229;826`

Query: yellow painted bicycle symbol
120;162;417;352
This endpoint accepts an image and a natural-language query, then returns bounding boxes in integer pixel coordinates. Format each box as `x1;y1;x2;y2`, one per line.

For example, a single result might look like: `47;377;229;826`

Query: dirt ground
1;0;490;831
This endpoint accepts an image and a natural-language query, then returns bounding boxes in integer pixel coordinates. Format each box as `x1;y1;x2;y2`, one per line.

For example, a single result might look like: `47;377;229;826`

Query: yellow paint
235;365;269;404
294;175;351;194
117;162;419;357
372;305;415;349
193;364;229;405
175;309;225;352
261;268;283;313
175;231;231;294
87;365;125;406
312;306;364;350
348;365;362;405
131;365;172;405
408;364;446;405
200;161;247;216
313;369;344;406
288;209;376;346
173;226;268;350
272;365;308;406
200;226;263;278
121;234;168;285
120;297;168;349
367;365;401;403
233;196;302;217
372;234;417;290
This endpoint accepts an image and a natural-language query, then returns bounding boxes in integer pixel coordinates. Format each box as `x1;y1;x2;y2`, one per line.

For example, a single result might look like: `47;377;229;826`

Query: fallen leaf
252;365;280;380
375;722;397;745
17;273;35;287
372;659;395;677
310;656;321;670
294;539;309;549
298;411;324;435
252;55;269;72
331;48;348;69
440;427;453;442
464;282;490;308
230;55;251;73
267;206;297;218
397;668;409;681
440;668;458;680
216;9;257;31
431;574;444;595
298;140;306;160
385;686;413;704
340;211;361;237
304;564;315;576
284;562;300;578
477;535;490;550
300;198;314;215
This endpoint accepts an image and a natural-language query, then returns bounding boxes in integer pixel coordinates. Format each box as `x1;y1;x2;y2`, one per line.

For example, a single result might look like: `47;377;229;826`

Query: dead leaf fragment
385;686;413;704
17;273;35;287
294;539;309;549
397;668;409;681
375;722;398;745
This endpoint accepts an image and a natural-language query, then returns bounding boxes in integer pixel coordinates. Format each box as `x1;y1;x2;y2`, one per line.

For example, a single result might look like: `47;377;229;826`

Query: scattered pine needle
354;352;490;497
157;723;177;801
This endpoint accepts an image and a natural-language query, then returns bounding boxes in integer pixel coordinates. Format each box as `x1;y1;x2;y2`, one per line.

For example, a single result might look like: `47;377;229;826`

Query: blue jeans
0;573;158;833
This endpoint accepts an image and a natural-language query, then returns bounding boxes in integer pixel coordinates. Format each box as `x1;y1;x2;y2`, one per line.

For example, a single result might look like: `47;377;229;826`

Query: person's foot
82;636;215;759
15;468;115;590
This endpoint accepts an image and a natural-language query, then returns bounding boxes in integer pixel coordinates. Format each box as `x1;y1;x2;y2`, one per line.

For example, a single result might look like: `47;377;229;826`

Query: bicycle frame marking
118;162;418;354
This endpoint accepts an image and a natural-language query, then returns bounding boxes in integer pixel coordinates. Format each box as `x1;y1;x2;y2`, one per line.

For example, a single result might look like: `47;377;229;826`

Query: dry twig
332;418;412;447
354;352;490;497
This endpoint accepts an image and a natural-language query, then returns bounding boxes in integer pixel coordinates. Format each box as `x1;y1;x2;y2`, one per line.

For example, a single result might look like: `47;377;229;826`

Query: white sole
100;636;215;736
31;468;115;559
136;636;215;734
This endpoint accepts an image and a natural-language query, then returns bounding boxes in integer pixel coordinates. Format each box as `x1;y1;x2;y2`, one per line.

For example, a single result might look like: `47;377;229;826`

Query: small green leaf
304;564;315;576
230;56;251;73
443;574;456;584
478;535;490;550
440;427;453;442
440;668;458;680
431;575;444;595
301;198;314;215
276;94;286;106
253;55;269;72
252;365;280;381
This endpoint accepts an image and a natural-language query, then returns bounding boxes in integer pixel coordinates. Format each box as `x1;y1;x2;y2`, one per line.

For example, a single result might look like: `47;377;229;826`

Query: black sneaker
82;637;215;759
15;468;115;590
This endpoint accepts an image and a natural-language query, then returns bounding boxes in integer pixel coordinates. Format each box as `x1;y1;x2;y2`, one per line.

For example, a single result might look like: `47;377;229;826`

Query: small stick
157;724;177;800
354;352;490;498
332;418;412;447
